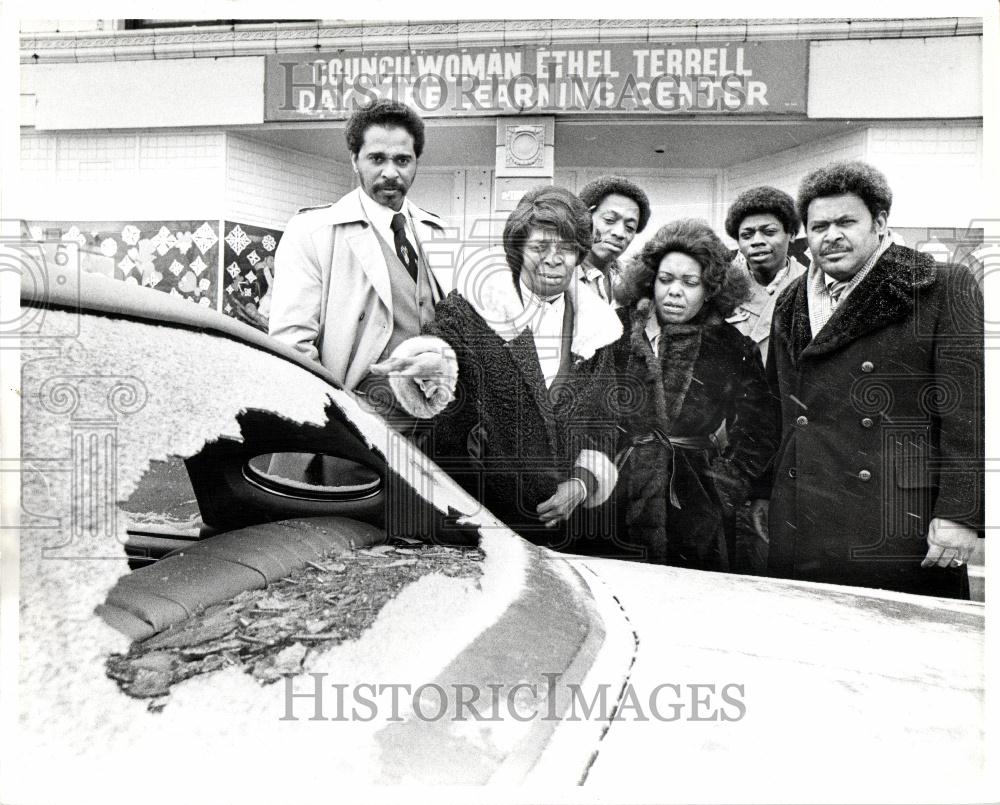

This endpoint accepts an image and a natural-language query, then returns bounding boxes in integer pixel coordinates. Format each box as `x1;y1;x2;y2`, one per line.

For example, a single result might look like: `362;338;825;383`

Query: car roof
20;262;342;390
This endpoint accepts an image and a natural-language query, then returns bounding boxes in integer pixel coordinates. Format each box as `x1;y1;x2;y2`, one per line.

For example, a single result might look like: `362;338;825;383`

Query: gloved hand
708;457;751;519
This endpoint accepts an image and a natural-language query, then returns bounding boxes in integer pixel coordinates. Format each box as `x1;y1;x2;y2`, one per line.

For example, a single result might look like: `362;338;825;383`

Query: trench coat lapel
344;226;393;310
330;190;392;310
411;212;449;297
332;190;447;312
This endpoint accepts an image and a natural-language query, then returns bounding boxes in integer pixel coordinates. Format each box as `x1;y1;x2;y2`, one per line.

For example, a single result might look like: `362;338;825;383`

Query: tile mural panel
27;220;220;308
221;221;283;333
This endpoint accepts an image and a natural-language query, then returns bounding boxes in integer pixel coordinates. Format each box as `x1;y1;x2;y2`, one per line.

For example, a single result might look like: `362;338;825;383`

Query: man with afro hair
576;175;652;306
765;160;983;598
718;186;806;574
724;186;806;366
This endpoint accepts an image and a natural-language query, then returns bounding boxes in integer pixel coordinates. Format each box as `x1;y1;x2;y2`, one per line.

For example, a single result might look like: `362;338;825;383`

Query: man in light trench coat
269;99;447;403
268;100;447;490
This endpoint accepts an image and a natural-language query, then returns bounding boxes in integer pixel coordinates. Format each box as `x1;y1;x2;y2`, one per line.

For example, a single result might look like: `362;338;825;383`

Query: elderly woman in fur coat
370;187;622;548
613;218;780;570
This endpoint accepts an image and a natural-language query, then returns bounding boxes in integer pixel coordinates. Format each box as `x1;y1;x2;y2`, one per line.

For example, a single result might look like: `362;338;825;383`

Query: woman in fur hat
370;187;622;549
612;218;780;570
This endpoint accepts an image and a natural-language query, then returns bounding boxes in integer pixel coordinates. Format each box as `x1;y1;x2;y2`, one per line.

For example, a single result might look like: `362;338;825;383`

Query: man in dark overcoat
765;160;983;599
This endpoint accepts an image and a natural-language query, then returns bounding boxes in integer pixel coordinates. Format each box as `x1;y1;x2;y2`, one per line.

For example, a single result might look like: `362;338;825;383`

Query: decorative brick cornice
20;17;982;64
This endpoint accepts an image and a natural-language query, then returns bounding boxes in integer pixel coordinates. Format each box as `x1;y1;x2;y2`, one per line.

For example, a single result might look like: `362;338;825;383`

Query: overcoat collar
625;301;709;430
325;186;445;230
333;188;446;308
464;266;623;360
460;268;621;438
775;244;938;362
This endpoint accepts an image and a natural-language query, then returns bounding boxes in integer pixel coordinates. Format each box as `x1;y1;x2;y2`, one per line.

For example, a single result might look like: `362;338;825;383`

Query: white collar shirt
807;234;892;337
358;188;419;250
578;258;621;306
519;278;567;389
644;312;662;357
726;256;806;364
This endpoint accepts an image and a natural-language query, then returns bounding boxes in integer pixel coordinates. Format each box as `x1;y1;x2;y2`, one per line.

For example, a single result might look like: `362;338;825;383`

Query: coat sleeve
383;336;458;419
268;213;325;365
417;294;486;462
750;335;783;500
715;336;782;502
567;345;620;508
931;264;984;533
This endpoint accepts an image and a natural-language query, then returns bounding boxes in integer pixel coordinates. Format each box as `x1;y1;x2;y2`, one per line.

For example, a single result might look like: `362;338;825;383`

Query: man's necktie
390;212;419;284
829;279;850;306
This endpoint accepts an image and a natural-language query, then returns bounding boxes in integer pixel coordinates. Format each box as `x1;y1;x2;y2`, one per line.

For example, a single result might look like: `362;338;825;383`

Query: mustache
820;245;852;256
375;181;404;191
593;233;623;247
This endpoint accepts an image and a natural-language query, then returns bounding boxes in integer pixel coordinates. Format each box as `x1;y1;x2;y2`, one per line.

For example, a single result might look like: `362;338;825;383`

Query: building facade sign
265;40;808;120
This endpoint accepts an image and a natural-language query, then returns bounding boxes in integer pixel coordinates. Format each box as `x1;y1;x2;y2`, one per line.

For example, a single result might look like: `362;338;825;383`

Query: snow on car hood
15;310;528;802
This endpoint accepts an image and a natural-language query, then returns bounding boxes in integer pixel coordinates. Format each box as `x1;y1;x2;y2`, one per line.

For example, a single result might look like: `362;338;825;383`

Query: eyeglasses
524;241;577;258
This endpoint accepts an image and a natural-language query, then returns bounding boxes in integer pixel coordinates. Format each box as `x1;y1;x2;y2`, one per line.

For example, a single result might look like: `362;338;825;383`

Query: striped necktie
829;279;850;306
390;212;419;283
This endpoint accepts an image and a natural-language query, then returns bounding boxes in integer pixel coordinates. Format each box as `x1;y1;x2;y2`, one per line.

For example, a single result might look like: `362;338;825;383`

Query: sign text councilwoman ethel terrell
269;40;807;119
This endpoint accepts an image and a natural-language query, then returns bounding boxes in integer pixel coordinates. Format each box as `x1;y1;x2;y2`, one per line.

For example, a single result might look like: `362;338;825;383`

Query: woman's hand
370;350;451;384
537;479;588;529
368;337;458;419
749;499;769;542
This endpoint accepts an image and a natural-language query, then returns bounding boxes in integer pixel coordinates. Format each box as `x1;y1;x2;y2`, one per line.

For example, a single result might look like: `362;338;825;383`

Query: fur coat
386;271;623;548
612;302;781;569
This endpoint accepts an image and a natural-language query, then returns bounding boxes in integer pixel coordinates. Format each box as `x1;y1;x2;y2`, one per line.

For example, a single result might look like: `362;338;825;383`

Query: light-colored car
10;266;988;803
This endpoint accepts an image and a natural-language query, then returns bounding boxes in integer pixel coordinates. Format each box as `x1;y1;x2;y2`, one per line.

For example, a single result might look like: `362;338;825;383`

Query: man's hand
749;499;769;543
232;300;269;332
537;480;587;529
921;517;978;569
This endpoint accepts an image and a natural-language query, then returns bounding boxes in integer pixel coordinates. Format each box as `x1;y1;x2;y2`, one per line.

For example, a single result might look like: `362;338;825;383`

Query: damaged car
11;264;987;803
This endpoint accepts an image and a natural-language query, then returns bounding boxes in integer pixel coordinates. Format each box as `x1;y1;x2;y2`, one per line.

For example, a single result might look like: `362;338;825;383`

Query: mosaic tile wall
220;221;283;333
28;220;221;308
